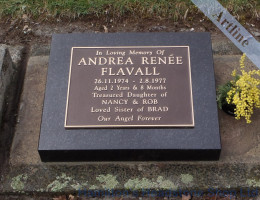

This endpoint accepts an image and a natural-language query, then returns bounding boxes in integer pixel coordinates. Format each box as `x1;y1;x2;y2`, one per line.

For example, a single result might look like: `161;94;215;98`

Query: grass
0;0;259;21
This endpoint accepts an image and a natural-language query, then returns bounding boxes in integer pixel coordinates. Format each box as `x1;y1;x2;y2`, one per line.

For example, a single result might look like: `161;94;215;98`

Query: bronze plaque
65;46;194;128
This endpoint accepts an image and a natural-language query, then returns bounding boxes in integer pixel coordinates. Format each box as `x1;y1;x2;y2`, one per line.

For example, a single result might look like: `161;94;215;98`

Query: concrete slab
10;56;47;166
0;47;260;196
212;40;241;55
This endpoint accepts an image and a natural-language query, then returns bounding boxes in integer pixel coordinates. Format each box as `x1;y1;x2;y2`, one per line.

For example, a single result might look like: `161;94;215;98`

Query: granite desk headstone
38;32;221;161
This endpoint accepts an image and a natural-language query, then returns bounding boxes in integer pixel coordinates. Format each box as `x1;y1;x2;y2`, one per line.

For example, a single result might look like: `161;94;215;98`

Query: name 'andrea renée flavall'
77;56;183;76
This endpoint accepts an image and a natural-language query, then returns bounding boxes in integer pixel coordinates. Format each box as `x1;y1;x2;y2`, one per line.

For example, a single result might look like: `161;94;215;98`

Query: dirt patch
1;15;259;46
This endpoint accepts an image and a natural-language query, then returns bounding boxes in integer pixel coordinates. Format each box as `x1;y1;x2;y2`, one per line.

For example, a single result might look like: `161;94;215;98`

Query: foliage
216;81;234;110
0;0;258;21
224;54;260;123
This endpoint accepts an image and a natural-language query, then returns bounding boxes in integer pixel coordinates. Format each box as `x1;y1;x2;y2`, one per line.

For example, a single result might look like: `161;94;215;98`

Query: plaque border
64;46;194;128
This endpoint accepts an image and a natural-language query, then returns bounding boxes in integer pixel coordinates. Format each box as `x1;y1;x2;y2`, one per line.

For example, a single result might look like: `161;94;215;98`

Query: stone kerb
0;46;15;128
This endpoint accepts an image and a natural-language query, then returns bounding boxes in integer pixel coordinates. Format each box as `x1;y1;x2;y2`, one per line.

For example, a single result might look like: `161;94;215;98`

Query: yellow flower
226;53;260;123
231;70;237;77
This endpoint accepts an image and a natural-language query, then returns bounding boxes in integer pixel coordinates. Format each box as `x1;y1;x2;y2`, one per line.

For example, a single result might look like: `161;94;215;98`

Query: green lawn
0;0;259;21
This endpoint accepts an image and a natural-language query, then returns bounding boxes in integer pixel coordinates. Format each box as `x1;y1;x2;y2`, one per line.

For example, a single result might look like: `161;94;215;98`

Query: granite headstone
38;32;221;161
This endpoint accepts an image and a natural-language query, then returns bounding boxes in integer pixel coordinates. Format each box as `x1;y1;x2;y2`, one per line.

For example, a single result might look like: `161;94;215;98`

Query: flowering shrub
226;53;260;123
